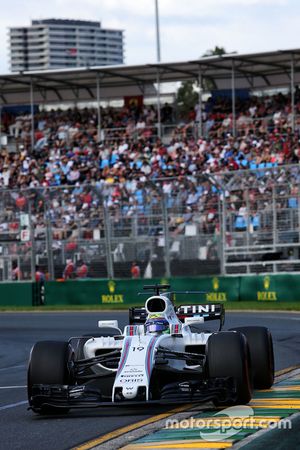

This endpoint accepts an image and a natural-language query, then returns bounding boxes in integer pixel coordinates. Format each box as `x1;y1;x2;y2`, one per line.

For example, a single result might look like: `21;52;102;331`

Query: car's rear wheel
28;341;71;414
206;331;252;405
229;326;274;389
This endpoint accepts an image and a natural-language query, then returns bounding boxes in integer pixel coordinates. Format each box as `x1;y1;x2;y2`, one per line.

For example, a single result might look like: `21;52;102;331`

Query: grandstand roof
1;48;300;105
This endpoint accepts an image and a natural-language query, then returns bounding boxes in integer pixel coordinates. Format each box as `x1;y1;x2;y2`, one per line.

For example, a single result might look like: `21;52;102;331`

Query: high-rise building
9;19;124;72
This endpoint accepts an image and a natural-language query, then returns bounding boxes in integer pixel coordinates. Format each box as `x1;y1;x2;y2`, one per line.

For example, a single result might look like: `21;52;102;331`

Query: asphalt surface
0;310;300;450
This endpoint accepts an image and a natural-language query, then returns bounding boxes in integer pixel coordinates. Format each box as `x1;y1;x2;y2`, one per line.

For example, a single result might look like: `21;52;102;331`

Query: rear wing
176;303;225;331
137;285;206;304
129;303;225;330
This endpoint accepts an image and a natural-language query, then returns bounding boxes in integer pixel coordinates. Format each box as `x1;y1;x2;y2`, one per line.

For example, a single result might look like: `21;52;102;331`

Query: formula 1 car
27;285;274;414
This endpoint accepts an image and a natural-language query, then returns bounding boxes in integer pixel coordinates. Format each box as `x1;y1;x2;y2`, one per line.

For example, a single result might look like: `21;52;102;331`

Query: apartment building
9;19;124;72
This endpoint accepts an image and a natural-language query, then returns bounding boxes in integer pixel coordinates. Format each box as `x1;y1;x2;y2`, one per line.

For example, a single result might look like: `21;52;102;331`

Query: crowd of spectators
2;90;300;187
0;90;300;261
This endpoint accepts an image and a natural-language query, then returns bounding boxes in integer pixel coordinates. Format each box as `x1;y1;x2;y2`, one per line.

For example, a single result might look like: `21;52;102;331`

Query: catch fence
1;165;300;281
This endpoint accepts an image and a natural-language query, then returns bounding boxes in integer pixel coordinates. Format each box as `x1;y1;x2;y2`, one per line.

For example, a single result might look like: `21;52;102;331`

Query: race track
0;311;299;450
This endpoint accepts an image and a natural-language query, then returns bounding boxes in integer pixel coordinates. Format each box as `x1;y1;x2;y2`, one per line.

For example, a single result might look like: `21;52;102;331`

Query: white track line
0;401;27;411
0;364;26;372
0;386;26;389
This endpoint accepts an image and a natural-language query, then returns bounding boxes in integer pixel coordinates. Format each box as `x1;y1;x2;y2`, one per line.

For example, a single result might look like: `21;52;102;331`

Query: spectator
130;261;141;279
63;259;75;280
35;265;45;282
12;261;22;281
76;260;88;278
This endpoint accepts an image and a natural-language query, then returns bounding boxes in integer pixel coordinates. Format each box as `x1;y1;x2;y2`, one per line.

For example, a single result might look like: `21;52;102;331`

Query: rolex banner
42;275;300;306
43;276;240;306
239;274;300;302
171;276;240;303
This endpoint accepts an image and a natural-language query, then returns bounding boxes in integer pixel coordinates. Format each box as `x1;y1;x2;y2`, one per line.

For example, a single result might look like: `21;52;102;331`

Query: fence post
28;198;36;282
217;194;225;276
220;190;226;276
246;188;250;251
44;195;54;281
103;205;114;279
161;192;171;277
208;174;226;276
0;105;2;152
272;185;277;251
298;182;300;244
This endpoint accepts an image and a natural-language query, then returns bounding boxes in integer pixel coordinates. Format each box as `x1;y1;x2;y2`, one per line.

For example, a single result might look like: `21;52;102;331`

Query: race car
27;284;274;414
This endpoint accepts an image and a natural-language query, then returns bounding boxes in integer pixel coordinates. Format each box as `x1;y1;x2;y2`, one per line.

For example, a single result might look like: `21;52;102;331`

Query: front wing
29;377;237;411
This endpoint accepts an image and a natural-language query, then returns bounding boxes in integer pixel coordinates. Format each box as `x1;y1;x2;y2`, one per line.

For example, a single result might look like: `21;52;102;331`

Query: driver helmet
145;315;170;334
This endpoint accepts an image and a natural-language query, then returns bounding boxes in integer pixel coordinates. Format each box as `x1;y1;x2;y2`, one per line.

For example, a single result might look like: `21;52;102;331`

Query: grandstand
1;50;300;280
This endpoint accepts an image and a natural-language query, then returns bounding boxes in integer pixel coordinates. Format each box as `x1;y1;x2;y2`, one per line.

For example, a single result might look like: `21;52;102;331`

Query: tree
201;46;231;91
176;80;198;118
202;46;227;57
175;46;229;117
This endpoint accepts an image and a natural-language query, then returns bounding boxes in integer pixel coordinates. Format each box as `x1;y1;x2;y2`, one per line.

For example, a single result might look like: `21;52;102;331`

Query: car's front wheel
229;326;274;389
28;340;71;414
206;331;252;405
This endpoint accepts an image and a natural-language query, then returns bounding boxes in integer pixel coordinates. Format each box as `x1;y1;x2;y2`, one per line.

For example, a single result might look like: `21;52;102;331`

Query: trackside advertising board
0;282;33;306
239;274;300;302
44;276;240;306
1;275;300;307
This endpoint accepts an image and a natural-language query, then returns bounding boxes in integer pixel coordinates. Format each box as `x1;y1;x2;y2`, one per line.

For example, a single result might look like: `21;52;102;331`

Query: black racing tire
206;331;252;405
28;341;71;415
229;326;274;389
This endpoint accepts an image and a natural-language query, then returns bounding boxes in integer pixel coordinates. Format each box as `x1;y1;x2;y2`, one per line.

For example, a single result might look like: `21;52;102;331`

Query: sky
1;0;300;73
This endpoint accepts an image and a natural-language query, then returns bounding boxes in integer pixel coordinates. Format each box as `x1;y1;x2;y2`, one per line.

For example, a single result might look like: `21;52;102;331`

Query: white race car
28;284;274;414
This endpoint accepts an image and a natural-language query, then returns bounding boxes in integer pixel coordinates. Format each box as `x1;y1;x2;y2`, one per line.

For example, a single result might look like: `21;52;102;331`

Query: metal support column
30;80;35;151
198;68;203;138
96;74;102;143
231;60;236;137
291;54;295;133
221;191;226;275
298;183;300;244
245;188;250;250
0;104;2;151
28;199;36;282
155;0;161;62
103;205;114;279
272;185;277;251
156;69;162;139
155;0;162;140
209;174;226;275
44;199;54;280
217;194;225;275
162;193;171;278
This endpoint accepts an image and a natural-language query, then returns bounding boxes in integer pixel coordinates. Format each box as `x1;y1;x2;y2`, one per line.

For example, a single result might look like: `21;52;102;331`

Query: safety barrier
44;276;240;306
0;275;299;307
0;282;34;306
239;274;300;302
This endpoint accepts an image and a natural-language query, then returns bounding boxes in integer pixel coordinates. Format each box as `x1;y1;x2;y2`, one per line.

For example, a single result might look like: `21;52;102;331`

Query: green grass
224;301;300;311
0;301;300;312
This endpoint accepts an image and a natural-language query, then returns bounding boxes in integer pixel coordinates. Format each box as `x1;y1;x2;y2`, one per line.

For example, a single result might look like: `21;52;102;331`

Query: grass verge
0;301;300;312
